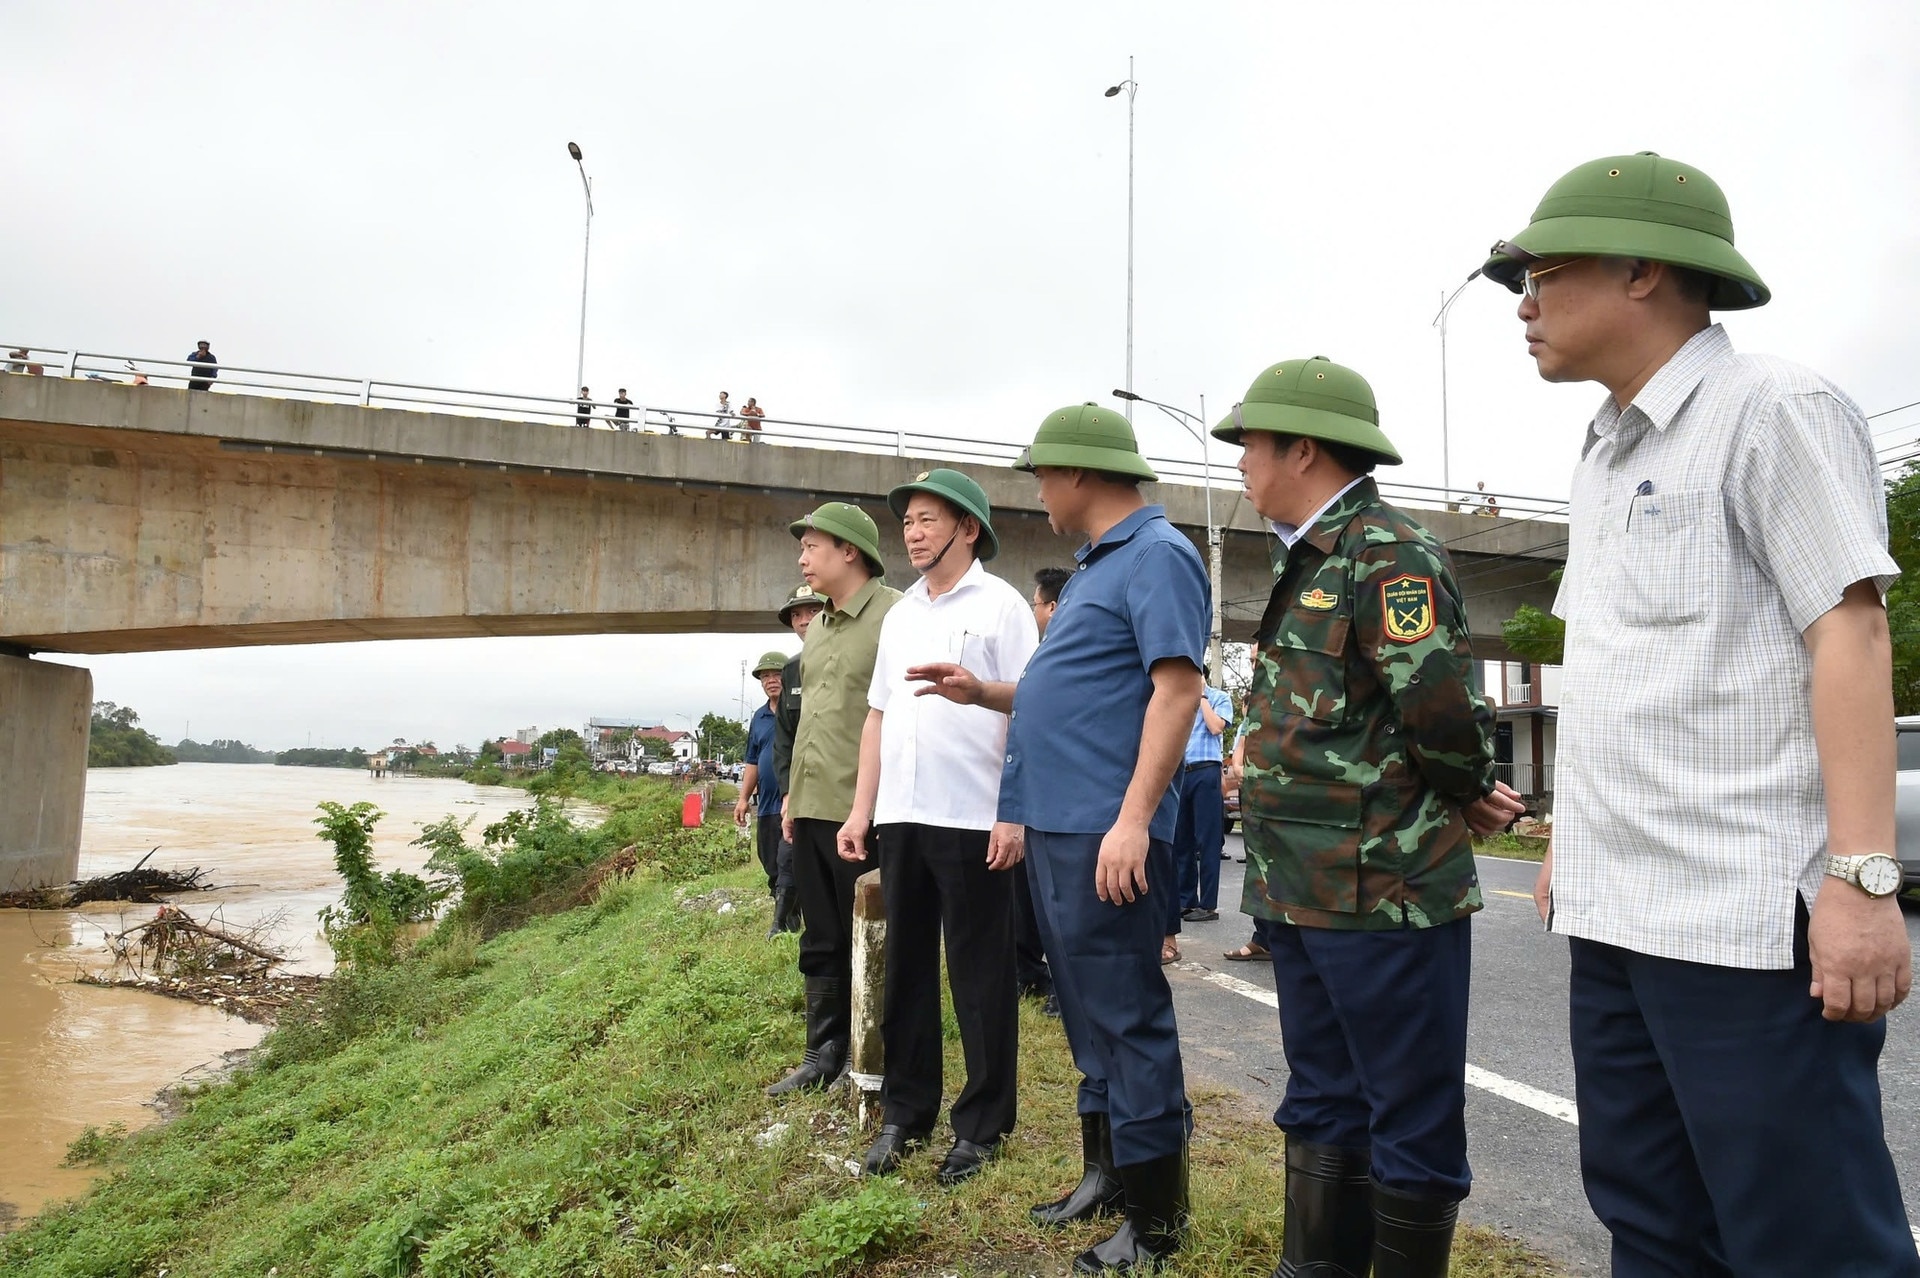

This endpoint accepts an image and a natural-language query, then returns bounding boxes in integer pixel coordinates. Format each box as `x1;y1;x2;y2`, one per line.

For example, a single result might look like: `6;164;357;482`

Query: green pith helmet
776;583;826;626
751;650;790;677
1013;403;1158;482
1482;152;1768;310
887;467;1001;561
1210;357;1402;465
788;501;886;577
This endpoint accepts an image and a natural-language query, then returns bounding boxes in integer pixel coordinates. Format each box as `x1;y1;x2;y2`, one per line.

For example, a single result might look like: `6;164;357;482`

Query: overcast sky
6;1;1917;751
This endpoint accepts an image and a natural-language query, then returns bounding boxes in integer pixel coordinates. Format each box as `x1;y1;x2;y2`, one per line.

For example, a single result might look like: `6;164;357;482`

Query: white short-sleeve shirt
867;559;1040;830
1550;324;1900;970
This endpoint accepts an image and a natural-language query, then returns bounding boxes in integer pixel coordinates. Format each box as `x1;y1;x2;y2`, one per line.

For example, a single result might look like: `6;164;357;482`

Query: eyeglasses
1521;258;1587;300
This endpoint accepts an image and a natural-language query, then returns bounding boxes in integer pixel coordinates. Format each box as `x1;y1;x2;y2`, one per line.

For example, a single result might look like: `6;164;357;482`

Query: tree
638;735;673;761
88;702;176;768
478;739;505;764
697;712;748;763
536;727;584;752
1886;461;1920;714
1499;569;1566;666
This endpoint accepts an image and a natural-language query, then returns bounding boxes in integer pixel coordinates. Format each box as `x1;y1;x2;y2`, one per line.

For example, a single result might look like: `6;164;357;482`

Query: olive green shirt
788;577;902;823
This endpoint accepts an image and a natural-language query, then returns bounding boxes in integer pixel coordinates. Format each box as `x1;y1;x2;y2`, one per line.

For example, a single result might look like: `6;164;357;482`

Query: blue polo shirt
746;703;783;816
998;504;1209;843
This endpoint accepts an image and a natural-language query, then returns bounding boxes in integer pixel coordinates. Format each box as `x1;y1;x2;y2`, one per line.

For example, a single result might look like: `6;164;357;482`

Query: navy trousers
1025;828;1192;1165
1173;762;1224;913
1268;916;1472;1201
1569;917;1919;1278
1012;863;1053;994
754;813;792;894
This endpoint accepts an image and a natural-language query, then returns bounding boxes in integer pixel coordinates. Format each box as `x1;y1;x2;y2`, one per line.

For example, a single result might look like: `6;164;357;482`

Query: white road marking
1491;889;1534;900
1172;961;1578;1126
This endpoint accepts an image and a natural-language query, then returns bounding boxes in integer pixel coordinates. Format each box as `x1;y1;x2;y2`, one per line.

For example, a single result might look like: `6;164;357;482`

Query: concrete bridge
0;374;1567;887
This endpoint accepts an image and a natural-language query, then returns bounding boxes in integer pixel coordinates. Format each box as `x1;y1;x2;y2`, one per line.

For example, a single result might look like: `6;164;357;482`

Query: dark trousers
876;823;1019;1144
1012;863;1052;994
1569;916;1919;1278
790;817;873;985
1025;828;1190;1166
754;814;792;894
1268;916;1472;1201
1174;762;1224;912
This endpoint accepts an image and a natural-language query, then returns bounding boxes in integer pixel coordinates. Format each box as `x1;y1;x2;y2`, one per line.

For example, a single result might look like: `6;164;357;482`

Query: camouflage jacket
1241;479;1495;931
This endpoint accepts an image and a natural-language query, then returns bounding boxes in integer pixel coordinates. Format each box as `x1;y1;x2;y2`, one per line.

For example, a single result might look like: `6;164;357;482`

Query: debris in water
0;847;213;909
75;906;323;1024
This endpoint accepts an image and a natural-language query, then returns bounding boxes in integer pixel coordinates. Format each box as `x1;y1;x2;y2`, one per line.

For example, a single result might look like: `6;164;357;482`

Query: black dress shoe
1042;992;1062;1019
936;1138;1000;1186
862;1124;928;1176
1180;907;1220;922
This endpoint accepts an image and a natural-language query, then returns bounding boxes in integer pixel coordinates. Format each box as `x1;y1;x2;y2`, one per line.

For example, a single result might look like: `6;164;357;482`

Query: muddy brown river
0;763;532;1226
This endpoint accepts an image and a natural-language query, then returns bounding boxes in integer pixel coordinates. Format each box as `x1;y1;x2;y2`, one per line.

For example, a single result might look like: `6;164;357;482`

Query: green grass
6;864;1559;1277
1474;833;1550;863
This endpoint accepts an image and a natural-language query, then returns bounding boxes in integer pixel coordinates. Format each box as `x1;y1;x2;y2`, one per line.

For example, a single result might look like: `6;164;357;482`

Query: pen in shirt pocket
1625;479;1654;531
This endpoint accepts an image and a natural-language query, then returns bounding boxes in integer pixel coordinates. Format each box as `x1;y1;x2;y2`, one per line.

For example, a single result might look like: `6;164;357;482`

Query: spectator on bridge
6;349;28;374
574;387;593;428
1485;152;1915;1276
710;390;735;440
186;341;218;391
612;389;634;430
740;396;766;442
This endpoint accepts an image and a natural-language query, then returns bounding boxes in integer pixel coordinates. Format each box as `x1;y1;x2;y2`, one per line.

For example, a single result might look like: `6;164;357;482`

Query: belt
1184;760;1221;772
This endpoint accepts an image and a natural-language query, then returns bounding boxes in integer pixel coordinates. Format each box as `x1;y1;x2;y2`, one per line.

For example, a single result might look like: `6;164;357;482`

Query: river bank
0;764;535;1225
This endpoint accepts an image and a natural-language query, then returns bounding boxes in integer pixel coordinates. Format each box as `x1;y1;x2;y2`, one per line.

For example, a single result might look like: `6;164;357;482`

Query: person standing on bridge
916;405;1206;1273
737;649;792;928
836;469;1037;1184
574;387;592;428
711;390;735;440
771;583;827;938
186;340;217;391
1482;152;1917;1276
612;389;634;430
767;504;901;1096
740;396;766;442
1212;356;1520;1278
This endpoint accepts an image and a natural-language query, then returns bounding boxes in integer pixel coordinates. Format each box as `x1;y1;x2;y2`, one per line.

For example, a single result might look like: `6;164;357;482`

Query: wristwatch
1824;853;1904;898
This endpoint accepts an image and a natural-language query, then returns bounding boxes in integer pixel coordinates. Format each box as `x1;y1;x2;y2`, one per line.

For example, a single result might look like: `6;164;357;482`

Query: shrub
314;801;451;965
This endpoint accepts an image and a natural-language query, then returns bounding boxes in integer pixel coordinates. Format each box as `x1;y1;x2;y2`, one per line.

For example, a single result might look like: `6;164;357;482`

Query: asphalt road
1162;834;1920;1275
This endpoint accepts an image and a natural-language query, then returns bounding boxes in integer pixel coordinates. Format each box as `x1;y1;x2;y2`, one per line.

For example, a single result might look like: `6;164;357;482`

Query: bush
314;801;450;964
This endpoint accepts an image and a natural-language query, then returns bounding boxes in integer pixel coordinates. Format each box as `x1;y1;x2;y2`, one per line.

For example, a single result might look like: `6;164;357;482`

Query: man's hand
986;821;1025;871
1095;819;1152;904
836;814;871;863
1809;879;1913;1022
781;795;794;847
1533;844;1551;925
1464;782;1527;836
906;661;984;705
733;797;750;827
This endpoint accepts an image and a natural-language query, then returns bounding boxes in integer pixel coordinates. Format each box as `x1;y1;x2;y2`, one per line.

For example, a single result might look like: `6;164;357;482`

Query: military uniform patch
1379;574;1436;643
1298;586;1339;611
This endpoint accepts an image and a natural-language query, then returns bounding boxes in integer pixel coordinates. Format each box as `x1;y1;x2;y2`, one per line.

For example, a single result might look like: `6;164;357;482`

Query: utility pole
1104;59;1138;421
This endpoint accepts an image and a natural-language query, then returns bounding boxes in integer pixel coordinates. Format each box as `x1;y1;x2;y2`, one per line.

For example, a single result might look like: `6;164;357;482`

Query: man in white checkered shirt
1483;152;1917;1276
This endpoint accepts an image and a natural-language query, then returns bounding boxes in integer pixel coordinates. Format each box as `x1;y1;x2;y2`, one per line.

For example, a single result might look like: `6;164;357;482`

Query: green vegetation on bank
172;737;276;764
6;780;1556;1277
276;747;370;770
86;703;176;768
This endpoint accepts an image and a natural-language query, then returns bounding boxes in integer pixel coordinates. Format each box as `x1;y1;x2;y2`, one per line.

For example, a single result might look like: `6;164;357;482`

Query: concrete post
848;868;886;1129
0;654;92;890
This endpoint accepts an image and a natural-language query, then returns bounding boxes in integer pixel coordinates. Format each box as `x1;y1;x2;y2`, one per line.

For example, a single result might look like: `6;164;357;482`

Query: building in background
1484;659;1558;813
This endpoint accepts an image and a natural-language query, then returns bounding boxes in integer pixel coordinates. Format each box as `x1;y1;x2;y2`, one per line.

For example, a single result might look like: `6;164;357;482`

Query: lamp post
566;141;594;397
1430;268;1482;507
1114;388;1221;684
1104;59;1137;421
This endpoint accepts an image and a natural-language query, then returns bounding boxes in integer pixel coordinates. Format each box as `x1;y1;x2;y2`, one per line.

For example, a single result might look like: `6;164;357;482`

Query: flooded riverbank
0;764;533;1225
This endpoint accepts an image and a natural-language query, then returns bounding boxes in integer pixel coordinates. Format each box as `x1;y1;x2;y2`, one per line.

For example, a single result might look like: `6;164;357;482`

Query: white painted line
1476;853;1547;866
1172;961;1578;1126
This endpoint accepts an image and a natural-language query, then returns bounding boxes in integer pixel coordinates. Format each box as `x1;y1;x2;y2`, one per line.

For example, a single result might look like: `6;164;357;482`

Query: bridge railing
2;341;1568;519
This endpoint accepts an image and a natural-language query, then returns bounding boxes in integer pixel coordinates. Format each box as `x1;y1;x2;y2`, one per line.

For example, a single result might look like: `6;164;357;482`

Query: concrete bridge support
0;653;90;890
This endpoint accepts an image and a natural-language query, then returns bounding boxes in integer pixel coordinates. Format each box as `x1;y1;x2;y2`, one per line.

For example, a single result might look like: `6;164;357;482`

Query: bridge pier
0;653;91;891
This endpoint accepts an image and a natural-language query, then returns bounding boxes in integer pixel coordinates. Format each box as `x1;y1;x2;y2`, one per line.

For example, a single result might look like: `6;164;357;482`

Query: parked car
1895;717;1920;889
1223;782;1240;835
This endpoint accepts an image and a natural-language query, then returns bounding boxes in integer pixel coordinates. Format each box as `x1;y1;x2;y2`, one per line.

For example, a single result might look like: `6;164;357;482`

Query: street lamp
566;141;594;398
1114;388;1221;684
1104;59;1137;421
1430;267;1482;506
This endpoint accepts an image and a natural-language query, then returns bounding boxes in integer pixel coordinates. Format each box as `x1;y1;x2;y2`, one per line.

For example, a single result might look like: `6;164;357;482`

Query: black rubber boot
1031;1112;1125;1227
765;978;848;1096
1272;1139;1374;1278
1071;1146;1188;1274
1369;1184;1458;1278
766;887;800;938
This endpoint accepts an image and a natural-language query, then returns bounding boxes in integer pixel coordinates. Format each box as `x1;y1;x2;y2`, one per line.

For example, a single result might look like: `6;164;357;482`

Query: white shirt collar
1267;476;1365;547
908;555;986;602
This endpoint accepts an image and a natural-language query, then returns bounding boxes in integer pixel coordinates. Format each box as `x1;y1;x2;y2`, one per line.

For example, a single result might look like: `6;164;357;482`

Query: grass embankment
7;792;1556;1276
1473;833;1550;863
